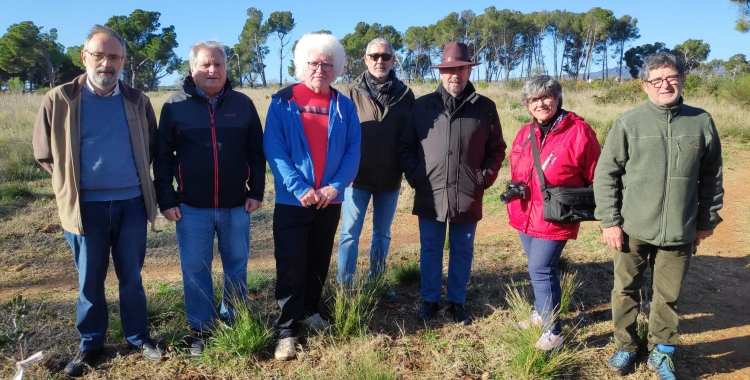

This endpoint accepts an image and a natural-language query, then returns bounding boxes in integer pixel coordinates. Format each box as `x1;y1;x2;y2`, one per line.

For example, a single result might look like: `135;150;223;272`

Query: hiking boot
300;313;331;332
417;301;440;322
274;337;296;361
647;345;677;380
607;350;637;375
64;348;103;377
534;330;564;351
128;339;164;361
447;302;473;325
516;310;543;330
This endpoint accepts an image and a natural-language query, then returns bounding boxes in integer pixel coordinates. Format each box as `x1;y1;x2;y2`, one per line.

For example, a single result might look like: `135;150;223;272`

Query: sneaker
300;313;331;332
516;310;543;330
447;302;473;326
187;330;208;356
64;348;103;377
607;350;637;375
274;337;296;361
534;330;564;351
128;339;164;361
647;345;677;380
417;301;440;321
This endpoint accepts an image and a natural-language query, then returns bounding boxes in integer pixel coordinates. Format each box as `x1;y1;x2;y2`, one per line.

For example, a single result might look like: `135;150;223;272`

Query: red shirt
293;84;331;189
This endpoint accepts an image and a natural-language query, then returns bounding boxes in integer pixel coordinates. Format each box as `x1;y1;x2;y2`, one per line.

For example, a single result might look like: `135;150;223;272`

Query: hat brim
431;61;481;69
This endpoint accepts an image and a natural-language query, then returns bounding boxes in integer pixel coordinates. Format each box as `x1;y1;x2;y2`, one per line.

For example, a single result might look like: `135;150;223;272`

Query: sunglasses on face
367;53;393;62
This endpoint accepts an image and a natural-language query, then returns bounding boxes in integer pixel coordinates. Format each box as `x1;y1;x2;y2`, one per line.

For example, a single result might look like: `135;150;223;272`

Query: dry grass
1;81;749;379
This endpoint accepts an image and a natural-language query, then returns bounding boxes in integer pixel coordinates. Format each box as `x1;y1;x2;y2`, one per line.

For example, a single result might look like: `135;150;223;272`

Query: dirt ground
1;145;748;379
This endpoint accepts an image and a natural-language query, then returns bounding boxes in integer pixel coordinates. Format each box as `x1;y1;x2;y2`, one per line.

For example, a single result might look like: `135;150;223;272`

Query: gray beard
88;69;118;89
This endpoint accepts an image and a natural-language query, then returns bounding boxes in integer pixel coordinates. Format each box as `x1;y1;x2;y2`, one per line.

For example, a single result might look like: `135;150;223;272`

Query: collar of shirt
194;86;224;109
85;76;120;97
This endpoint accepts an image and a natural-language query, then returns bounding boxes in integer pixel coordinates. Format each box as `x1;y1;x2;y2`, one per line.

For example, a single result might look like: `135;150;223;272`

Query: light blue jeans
336;187;400;283
518;232;568;335
175;204;250;331
419;217;477;304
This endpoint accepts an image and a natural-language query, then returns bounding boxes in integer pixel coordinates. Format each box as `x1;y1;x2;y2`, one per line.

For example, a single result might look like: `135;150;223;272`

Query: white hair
293;33;345;81
189;40;227;70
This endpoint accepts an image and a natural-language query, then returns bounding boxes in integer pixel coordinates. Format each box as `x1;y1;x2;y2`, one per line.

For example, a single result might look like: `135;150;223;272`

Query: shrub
592;80;643;105
683;73;702;94
718;73;750;106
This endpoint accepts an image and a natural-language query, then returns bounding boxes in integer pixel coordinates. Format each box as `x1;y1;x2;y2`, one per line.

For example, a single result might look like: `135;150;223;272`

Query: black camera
500;181;528;204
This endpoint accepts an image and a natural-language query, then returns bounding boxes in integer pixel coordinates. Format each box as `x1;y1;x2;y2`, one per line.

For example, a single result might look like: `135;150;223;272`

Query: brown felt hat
431;42;480;68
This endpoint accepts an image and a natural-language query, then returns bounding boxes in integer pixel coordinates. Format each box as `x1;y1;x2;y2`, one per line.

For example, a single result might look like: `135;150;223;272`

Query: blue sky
2;0;747;85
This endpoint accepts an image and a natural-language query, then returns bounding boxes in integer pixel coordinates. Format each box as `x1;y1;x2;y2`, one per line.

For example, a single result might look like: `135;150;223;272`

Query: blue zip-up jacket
264;84;361;206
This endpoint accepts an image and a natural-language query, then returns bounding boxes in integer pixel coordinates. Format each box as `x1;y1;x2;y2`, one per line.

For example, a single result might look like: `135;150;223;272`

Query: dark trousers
273;203;341;339
612;234;693;351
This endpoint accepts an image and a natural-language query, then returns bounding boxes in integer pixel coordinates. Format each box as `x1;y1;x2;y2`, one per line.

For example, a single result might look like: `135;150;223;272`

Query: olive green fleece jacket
594;98;723;247
32;74;158;236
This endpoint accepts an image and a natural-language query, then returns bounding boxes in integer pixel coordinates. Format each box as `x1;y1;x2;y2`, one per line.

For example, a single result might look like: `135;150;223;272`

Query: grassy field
0;80;749;379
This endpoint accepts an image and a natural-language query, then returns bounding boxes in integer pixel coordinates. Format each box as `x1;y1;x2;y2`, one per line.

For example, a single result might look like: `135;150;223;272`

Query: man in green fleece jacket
594;52;723;380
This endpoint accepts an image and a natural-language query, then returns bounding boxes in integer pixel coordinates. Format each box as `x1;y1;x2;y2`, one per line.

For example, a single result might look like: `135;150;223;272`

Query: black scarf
365;70;396;107
438;81;476;115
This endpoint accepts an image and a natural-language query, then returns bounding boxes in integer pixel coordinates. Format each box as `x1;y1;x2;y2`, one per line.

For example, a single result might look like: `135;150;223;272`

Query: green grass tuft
390;262;420;285
326;275;386;337
559;271;582;315
203;297;274;360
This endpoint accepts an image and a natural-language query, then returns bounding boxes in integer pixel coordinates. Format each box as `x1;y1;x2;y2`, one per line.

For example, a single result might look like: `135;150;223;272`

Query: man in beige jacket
32;25;162;377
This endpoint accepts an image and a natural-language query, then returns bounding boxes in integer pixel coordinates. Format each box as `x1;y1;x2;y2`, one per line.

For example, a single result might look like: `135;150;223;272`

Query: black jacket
154;77;265;210
346;71;414;192
399;82;507;223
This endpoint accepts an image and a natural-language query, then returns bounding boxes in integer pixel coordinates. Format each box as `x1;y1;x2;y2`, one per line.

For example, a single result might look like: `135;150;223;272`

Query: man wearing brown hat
399;42;506;325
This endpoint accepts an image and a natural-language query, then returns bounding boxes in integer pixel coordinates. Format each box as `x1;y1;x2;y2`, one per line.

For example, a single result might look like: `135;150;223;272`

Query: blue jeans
518;232;568;335
419;217;477;304
337;187;400;283
64;195;150;350
175;204;250;331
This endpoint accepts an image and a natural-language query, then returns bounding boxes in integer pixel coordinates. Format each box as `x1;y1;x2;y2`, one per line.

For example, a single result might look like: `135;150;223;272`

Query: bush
592;80;643;105
718;73;750;106
0;182;33;202
684;73;702;94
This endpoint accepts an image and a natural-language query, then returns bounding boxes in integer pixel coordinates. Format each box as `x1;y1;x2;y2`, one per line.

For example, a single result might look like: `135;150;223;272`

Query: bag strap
529;122;548;193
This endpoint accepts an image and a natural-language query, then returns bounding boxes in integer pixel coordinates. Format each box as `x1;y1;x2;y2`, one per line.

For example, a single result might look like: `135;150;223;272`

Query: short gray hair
293;33;345;81
640;52;685;81
521;75;563;108
189;41;227;70
85;24;126;53
365;38;394;55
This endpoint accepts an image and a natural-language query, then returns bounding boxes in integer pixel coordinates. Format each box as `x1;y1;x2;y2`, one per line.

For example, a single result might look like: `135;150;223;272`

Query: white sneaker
534;330;563;351
300;313;331;332
274;337;296;361
516;310;543;330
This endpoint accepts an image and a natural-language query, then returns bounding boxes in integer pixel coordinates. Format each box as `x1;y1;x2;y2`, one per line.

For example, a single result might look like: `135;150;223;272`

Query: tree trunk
254;35;267;87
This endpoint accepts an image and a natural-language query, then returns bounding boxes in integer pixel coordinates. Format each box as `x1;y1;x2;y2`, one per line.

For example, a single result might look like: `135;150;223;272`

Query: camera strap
529;123;549;193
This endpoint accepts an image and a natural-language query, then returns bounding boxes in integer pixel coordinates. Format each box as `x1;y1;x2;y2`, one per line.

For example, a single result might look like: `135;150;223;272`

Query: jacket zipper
207;103;219;208
178;164;184;192
660;112;673;246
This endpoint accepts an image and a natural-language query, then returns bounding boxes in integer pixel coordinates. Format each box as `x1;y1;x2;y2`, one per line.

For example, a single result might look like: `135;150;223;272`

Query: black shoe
64;348;103;377
187;330;207;356
128;339;164;361
417;301;440;321
447;302;473;326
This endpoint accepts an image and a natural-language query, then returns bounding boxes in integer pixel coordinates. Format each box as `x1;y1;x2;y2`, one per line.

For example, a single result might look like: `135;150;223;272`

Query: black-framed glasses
646;75;681;88
367;53;392;62
85;50;124;63
307;61;333;72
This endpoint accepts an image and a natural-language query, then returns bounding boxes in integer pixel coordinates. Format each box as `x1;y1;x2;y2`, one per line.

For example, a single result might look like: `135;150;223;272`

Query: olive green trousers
611;234;693;351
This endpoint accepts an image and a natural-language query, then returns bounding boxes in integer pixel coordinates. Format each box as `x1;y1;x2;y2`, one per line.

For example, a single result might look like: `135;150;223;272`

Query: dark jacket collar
354;70;406;97
182;75;233;100
62;74;142;105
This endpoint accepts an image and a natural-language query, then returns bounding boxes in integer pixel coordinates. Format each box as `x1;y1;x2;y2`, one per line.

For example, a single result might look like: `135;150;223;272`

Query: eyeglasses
528;95;555;106
439;66;470;75
646;75;681;88
85;50;124;63
307;61;333;72
367;53;392;62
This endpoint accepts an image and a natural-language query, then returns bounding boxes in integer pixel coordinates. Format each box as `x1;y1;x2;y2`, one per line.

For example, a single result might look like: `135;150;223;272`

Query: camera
500;181;528;204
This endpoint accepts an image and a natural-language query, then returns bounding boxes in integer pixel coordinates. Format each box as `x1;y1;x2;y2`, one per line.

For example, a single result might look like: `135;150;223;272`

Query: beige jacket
32;74;158;235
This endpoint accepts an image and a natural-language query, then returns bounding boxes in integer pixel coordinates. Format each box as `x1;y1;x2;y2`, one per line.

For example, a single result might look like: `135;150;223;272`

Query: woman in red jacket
505;75;601;351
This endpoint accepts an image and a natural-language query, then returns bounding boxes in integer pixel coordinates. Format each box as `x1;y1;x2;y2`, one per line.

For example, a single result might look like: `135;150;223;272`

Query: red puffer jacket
506;111;601;240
